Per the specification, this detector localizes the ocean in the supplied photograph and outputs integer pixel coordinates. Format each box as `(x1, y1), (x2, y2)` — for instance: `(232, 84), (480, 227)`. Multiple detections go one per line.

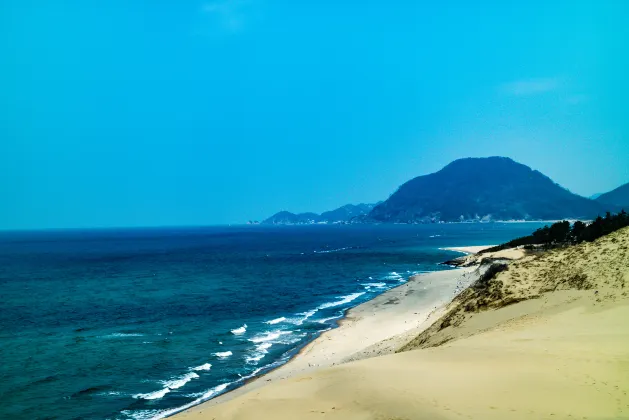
(0, 223), (545, 419)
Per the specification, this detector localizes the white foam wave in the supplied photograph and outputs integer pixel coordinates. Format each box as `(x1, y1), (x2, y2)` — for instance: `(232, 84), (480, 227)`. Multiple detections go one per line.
(362, 282), (386, 288)
(313, 246), (351, 254)
(191, 363), (212, 371)
(275, 332), (306, 345)
(256, 342), (273, 351)
(127, 360), (294, 419)
(230, 324), (247, 335)
(246, 340), (274, 364)
(131, 383), (231, 419)
(248, 330), (291, 343)
(121, 409), (168, 420)
(287, 309), (318, 325)
(265, 317), (286, 325)
(245, 353), (265, 364)
(133, 372), (201, 400)
(133, 387), (170, 400)
(316, 315), (342, 324)
(161, 372), (199, 390)
(213, 351), (233, 359)
(383, 271), (405, 282)
(317, 292), (365, 310)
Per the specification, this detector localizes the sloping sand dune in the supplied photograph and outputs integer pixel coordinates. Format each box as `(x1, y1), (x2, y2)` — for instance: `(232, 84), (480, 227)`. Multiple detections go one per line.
(178, 228), (629, 420)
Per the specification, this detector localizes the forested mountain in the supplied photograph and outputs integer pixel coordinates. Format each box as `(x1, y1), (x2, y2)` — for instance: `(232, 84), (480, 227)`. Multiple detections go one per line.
(368, 157), (611, 223)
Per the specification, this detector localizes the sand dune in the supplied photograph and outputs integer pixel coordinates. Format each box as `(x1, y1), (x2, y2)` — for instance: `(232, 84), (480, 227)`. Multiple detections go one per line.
(178, 227), (629, 420)
(443, 245), (526, 267)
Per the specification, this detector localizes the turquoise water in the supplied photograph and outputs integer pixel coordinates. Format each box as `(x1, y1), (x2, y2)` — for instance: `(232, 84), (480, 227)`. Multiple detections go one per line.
(0, 223), (543, 419)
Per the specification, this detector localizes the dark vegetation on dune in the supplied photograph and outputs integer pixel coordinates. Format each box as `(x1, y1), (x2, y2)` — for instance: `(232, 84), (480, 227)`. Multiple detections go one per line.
(480, 210), (629, 254)
(401, 213), (629, 352)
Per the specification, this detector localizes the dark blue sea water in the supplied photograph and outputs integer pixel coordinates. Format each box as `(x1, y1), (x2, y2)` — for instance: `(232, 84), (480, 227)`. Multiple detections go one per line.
(0, 223), (544, 419)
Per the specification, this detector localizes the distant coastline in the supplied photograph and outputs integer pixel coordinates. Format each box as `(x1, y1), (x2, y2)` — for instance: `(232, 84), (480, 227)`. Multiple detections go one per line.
(255, 219), (586, 226)
(259, 157), (620, 226)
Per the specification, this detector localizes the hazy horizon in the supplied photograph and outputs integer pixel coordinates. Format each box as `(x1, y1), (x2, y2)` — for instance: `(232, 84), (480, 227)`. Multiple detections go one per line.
(2, 1), (628, 229)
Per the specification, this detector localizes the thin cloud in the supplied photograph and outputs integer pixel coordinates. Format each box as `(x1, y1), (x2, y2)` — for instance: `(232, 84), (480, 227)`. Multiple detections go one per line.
(202, 0), (250, 33)
(501, 78), (559, 96)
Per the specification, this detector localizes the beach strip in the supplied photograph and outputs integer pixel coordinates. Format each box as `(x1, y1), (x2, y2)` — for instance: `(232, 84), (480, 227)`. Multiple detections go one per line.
(175, 264), (483, 416)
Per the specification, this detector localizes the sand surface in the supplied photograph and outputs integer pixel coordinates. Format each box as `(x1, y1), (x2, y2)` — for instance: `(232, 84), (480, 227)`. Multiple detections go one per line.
(444, 245), (526, 267)
(180, 295), (629, 420)
(442, 245), (494, 254)
(177, 228), (629, 419)
(175, 266), (482, 415)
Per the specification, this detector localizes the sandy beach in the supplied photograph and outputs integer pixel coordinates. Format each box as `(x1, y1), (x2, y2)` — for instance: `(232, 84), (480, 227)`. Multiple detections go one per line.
(176, 229), (629, 419)
(175, 254), (488, 416)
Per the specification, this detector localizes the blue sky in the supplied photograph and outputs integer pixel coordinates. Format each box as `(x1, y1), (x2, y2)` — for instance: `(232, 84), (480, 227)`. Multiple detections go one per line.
(1, 1), (628, 229)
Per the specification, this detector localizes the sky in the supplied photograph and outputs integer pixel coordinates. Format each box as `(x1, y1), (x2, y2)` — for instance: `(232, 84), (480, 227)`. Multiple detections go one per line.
(1, 0), (628, 229)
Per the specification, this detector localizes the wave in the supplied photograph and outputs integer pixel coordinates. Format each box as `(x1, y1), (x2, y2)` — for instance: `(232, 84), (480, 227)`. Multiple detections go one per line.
(316, 315), (342, 324)
(384, 271), (405, 281)
(133, 370), (202, 401)
(245, 353), (265, 364)
(275, 331), (307, 345)
(157, 361), (289, 418)
(213, 351), (233, 359)
(121, 409), (167, 420)
(265, 317), (286, 325)
(133, 387), (171, 401)
(313, 246), (351, 254)
(286, 309), (318, 325)
(248, 330), (291, 344)
(256, 342), (273, 351)
(162, 372), (199, 390)
(145, 361), (288, 420)
(245, 341), (273, 364)
(362, 282), (386, 289)
(191, 363), (212, 371)
(125, 382), (232, 420)
(317, 292), (365, 310)
(126, 357), (302, 419)
(230, 324), (247, 335)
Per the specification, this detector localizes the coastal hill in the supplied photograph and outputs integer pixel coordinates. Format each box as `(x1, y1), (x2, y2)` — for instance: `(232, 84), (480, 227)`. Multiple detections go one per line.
(369, 156), (611, 222)
(596, 181), (629, 209)
(262, 203), (376, 225)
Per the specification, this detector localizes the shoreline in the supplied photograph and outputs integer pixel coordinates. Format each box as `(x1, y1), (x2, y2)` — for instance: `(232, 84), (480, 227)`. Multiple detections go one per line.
(175, 258), (486, 418)
(441, 245), (496, 255)
(173, 227), (629, 420)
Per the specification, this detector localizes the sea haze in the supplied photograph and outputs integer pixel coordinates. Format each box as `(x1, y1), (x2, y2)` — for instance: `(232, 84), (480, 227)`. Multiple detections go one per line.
(0, 223), (545, 419)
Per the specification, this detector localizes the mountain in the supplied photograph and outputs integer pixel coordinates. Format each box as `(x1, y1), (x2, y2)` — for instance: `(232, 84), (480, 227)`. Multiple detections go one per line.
(262, 211), (321, 225)
(263, 203), (377, 225)
(319, 203), (376, 222)
(596, 182), (629, 209)
(368, 157), (611, 223)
